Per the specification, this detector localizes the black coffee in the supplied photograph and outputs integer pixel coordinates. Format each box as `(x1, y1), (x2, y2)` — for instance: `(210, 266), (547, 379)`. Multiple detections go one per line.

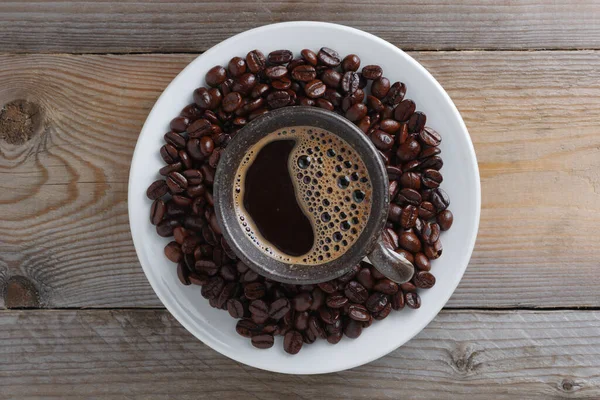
(234, 126), (372, 265)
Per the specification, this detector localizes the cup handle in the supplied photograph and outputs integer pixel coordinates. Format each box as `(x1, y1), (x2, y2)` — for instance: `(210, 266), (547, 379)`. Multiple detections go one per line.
(367, 236), (415, 283)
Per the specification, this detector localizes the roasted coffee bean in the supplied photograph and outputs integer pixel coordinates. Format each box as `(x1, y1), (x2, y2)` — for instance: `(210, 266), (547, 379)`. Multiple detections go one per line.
(348, 304), (370, 322)
(421, 169), (443, 189)
(189, 273), (209, 286)
(177, 262), (191, 285)
(315, 70), (338, 90)
(193, 87), (212, 109)
(395, 188), (422, 206)
(414, 271), (436, 289)
(399, 231), (422, 253)
(246, 50), (267, 73)
(268, 49), (293, 64)
(431, 188), (450, 211)
(356, 267), (375, 290)
(405, 291), (421, 309)
(267, 90), (291, 109)
(344, 319), (363, 339)
(418, 201), (436, 220)
(379, 119), (401, 134)
(365, 292), (388, 313)
(341, 91), (363, 112)
(150, 199), (166, 225)
(304, 79), (326, 98)
(424, 239), (443, 260)
(287, 58), (306, 72)
(160, 144), (179, 164)
(317, 47), (341, 67)
(202, 276), (224, 300)
(216, 282), (236, 309)
(236, 319), (259, 338)
(232, 73), (257, 95)
(156, 218), (180, 237)
(400, 205), (419, 229)
(408, 111), (427, 133)
(373, 302), (392, 320)
(187, 184), (207, 198)
(169, 116), (189, 133)
(422, 222), (441, 245)
(251, 83), (270, 99)
(393, 99), (415, 122)
(396, 123), (409, 146)
(228, 56), (246, 77)
(284, 330), (303, 354)
(370, 130), (394, 151)
(292, 291), (313, 312)
(390, 291), (405, 310)
(327, 331), (343, 344)
(172, 194), (192, 208)
(325, 293), (348, 308)
(294, 311), (310, 331)
(220, 265), (237, 282)
(437, 210), (454, 231)
(164, 130), (186, 148)
(164, 241), (183, 263)
(316, 98), (334, 111)
(196, 260), (218, 276)
(365, 95), (384, 113)
(299, 49), (318, 66)
(384, 82), (406, 106)
(419, 155), (443, 171)
(383, 227), (399, 249)
(403, 159), (423, 172)
(373, 278), (399, 295)
(249, 299), (269, 320)
(307, 316), (327, 339)
(166, 172), (188, 194)
(388, 203), (402, 223)
(244, 282), (266, 300)
(271, 77), (292, 90)
(199, 136), (214, 156)
(341, 54), (361, 72)
(389, 180), (400, 201)
(243, 269), (259, 283)
(344, 281), (369, 303)
(319, 307), (340, 325)
(250, 333), (274, 349)
(396, 139), (421, 162)
(291, 64), (316, 82)
(222, 92), (243, 112)
(419, 126), (442, 147)
(414, 252), (431, 271)
(396, 249), (414, 265)
(341, 71), (360, 94)
(269, 298), (291, 320)
(308, 288), (325, 311)
(362, 65), (383, 80)
(386, 166), (402, 181)
(180, 103), (204, 121)
(207, 88), (222, 109)
(265, 65), (288, 80)
(418, 146), (441, 161)
(205, 66), (227, 87)
(187, 118), (212, 138)
(147, 180), (168, 200)
(371, 77), (390, 99)
(345, 103), (367, 122)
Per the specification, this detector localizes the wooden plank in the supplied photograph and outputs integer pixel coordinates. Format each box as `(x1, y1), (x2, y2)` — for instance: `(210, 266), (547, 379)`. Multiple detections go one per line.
(0, 1), (600, 53)
(0, 309), (599, 399)
(1, 51), (600, 308)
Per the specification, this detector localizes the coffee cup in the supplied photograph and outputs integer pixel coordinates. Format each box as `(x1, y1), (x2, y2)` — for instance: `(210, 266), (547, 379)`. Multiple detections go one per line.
(214, 106), (414, 284)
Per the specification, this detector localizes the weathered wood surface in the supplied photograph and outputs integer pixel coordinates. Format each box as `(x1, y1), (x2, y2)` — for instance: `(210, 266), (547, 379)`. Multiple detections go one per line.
(0, 309), (598, 399)
(0, 1), (600, 53)
(1, 51), (599, 309)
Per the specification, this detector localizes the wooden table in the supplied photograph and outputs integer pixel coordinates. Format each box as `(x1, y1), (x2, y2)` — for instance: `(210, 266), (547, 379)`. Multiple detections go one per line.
(1, 2), (599, 398)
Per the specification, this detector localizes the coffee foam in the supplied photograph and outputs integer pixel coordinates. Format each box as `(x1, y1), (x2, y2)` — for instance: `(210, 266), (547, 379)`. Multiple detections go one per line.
(234, 126), (372, 265)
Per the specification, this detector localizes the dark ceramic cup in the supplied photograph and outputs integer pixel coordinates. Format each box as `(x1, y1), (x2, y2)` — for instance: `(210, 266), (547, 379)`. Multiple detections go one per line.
(214, 106), (414, 284)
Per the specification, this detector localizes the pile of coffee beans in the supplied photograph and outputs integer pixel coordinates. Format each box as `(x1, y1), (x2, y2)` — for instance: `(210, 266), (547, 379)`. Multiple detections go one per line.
(147, 47), (453, 354)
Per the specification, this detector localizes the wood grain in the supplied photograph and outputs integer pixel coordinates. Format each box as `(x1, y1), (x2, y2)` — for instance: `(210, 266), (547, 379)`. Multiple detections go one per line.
(1, 51), (600, 308)
(1, 1), (600, 53)
(0, 309), (598, 399)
